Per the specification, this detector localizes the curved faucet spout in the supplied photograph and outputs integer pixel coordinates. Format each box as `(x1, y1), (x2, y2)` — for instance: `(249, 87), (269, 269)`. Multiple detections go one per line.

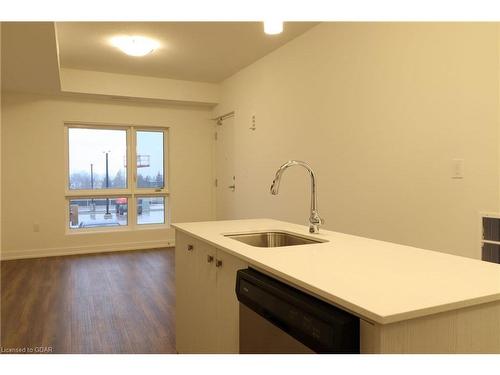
(270, 160), (324, 233)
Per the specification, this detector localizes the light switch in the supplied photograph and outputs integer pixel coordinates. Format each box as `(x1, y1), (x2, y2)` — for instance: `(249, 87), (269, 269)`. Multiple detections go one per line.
(452, 159), (464, 179)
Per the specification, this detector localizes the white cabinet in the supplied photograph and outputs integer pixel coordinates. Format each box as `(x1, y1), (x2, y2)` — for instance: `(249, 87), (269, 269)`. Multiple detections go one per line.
(215, 248), (248, 353)
(175, 231), (248, 353)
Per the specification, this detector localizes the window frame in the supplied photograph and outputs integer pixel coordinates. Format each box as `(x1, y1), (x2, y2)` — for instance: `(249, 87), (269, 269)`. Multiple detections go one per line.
(64, 122), (170, 233)
(134, 128), (168, 194)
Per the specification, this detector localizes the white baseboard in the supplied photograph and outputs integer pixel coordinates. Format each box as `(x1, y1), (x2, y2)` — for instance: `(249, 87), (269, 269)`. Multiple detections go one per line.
(0, 239), (175, 261)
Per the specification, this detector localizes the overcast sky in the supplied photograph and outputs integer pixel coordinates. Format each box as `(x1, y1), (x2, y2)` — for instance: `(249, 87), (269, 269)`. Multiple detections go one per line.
(69, 128), (164, 179)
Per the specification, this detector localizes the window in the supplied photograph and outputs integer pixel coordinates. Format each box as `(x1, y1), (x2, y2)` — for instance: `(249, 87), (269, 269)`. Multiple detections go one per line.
(69, 197), (128, 229)
(137, 196), (166, 225)
(69, 128), (127, 190)
(136, 131), (164, 189)
(65, 124), (168, 230)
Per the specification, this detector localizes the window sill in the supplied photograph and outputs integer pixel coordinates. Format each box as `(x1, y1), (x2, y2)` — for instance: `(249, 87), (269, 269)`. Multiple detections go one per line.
(66, 224), (171, 235)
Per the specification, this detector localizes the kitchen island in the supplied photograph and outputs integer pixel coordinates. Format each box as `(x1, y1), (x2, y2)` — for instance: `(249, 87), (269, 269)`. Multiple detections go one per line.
(173, 219), (500, 353)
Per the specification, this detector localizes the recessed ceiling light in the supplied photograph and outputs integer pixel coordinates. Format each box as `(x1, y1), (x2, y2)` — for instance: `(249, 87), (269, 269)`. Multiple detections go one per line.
(110, 35), (159, 57)
(263, 21), (284, 35)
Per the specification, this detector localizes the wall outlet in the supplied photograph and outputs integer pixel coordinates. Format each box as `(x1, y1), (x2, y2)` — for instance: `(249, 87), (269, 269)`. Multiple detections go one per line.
(33, 223), (40, 232)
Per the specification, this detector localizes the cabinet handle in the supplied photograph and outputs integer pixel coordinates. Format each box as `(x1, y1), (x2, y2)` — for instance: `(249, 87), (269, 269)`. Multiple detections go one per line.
(187, 244), (194, 251)
(215, 259), (223, 268)
(207, 255), (214, 263)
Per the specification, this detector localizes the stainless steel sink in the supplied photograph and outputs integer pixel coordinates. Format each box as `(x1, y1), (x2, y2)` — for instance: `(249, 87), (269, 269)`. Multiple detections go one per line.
(224, 231), (325, 248)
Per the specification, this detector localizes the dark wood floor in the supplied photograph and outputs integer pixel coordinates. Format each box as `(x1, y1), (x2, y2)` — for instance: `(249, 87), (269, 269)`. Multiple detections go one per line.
(1, 248), (176, 354)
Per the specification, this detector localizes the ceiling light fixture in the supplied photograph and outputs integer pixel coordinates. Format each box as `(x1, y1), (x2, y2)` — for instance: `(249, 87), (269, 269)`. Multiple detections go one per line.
(110, 35), (159, 57)
(263, 21), (284, 35)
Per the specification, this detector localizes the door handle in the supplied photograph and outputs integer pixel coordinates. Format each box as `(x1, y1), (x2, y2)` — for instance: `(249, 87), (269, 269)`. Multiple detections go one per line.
(215, 259), (223, 268)
(207, 255), (214, 263)
(228, 184), (235, 191)
(187, 244), (194, 251)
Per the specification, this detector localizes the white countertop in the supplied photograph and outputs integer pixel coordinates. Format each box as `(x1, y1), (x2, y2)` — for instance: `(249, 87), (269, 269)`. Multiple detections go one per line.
(172, 219), (500, 324)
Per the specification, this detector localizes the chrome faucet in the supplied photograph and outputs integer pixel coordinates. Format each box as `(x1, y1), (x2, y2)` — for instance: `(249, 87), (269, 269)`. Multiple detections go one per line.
(270, 160), (324, 233)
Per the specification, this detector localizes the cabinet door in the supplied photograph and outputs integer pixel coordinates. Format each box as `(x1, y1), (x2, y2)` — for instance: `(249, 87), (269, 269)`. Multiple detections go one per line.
(175, 231), (196, 353)
(175, 233), (217, 353)
(191, 240), (218, 353)
(215, 249), (248, 353)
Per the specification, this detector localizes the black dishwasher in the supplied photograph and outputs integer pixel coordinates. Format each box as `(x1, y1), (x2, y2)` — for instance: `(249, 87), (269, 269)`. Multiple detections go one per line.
(236, 268), (360, 354)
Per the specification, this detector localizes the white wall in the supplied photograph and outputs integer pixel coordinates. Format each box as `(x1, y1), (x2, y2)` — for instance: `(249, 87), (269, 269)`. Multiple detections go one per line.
(1, 92), (215, 259)
(214, 23), (500, 259)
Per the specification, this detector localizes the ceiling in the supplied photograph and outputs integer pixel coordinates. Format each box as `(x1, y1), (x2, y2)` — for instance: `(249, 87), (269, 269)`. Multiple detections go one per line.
(56, 22), (318, 83)
(1, 22), (61, 94)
